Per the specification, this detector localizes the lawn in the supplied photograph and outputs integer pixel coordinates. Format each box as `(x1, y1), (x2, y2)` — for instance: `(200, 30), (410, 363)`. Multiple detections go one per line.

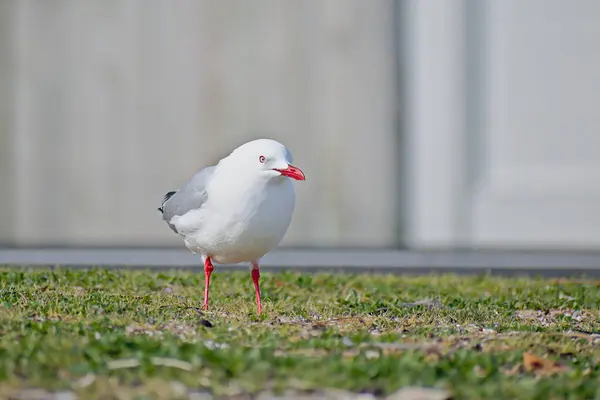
(0, 268), (599, 400)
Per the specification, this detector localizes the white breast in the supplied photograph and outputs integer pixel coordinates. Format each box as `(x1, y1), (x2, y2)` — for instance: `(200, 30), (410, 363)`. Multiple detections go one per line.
(173, 176), (296, 264)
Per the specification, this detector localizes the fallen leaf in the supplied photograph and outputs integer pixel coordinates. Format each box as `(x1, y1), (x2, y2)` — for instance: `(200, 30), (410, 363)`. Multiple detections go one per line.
(522, 352), (570, 376)
(500, 364), (521, 376)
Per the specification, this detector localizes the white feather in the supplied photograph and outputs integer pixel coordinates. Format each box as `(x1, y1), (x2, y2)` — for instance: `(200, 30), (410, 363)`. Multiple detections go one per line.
(165, 139), (301, 265)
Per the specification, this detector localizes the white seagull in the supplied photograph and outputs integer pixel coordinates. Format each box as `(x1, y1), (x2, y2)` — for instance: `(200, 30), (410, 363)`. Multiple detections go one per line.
(158, 139), (305, 314)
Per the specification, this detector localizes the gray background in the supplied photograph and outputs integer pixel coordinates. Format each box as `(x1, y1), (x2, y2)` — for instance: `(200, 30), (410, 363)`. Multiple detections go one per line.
(2, 0), (600, 254)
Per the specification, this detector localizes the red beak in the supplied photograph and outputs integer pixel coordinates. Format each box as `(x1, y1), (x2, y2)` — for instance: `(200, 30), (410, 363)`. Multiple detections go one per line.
(274, 164), (306, 181)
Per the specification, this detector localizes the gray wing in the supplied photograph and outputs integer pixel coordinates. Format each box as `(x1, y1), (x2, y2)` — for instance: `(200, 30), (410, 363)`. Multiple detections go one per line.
(159, 165), (216, 233)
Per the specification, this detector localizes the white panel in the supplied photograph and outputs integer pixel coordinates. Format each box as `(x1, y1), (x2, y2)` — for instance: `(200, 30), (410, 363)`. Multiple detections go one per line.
(0, 1), (16, 242)
(403, 0), (469, 248)
(13, 0), (142, 243)
(6, 0), (398, 247)
(472, 0), (600, 247)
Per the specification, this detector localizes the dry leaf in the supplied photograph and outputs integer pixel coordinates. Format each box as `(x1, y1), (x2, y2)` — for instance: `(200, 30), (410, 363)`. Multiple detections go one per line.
(500, 364), (521, 376)
(522, 352), (570, 376)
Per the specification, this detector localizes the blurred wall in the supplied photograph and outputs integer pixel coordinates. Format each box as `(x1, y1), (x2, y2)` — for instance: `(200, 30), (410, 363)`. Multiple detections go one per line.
(0, 0), (399, 247)
(3, 0), (600, 249)
(403, 0), (600, 249)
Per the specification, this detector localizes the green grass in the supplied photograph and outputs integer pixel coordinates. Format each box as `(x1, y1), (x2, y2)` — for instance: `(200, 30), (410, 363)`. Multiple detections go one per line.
(0, 268), (600, 399)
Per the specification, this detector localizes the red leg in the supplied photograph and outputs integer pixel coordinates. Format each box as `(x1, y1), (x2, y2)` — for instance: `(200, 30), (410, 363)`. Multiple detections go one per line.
(251, 263), (262, 314)
(203, 257), (214, 310)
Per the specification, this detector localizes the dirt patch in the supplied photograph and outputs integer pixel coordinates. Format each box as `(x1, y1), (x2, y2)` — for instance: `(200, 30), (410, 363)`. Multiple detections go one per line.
(515, 309), (596, 327)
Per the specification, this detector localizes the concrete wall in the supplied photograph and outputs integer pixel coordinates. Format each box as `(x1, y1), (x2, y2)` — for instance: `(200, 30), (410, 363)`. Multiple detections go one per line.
(0, 0), (399, 247)
(3, 0), (600, 250)
(404, 0), (600, 249)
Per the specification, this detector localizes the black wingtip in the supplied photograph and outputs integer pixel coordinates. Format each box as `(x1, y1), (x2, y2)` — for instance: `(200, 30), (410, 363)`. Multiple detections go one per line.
(158, 190), (177, 214)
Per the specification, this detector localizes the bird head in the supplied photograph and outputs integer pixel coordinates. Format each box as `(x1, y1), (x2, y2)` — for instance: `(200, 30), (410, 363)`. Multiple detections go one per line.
(224, 139), (306, 181)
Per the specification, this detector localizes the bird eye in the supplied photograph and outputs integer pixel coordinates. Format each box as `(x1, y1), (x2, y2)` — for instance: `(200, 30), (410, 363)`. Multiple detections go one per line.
(259, 155), (266, 163)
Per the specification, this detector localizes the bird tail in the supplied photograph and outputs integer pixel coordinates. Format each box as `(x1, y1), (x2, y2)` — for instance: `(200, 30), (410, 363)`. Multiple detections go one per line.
(158, 191), (177, 213)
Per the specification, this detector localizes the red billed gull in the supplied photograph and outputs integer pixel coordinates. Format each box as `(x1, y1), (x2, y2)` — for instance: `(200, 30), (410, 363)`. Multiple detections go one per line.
(158, 139), (305, 314)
